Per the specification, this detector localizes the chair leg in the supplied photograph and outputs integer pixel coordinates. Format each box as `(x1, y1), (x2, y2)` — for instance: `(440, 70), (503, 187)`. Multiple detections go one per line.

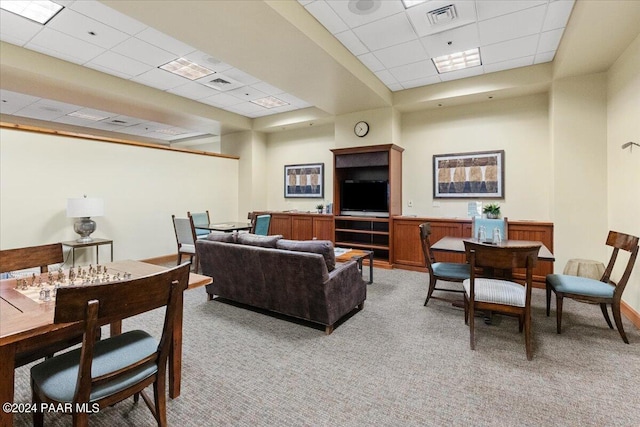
(424, 276), (437, 306)
(545, 283), (552, 316)
(555, 294), (564, 334)
(72, 411), (89, 427)
(524, 310), (532, 361)
(32, 389), (44, 427)
(155, 377), (168, 427)
(469, 301), (476, 350)
(600, 303), (614, 329)
(611, 301), (629, 344)
(193, 254), (199, 274)
(518, 314), (524, 333)
(464, 294), (469, 325)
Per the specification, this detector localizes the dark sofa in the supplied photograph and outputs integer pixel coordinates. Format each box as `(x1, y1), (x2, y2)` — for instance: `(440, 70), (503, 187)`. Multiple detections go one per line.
(195, 233), (366, 334)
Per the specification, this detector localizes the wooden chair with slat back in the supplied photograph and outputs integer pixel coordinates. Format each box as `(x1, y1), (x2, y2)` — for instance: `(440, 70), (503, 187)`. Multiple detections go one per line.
(0, 242), (63, 274)
(0, 243), (82, 367)
(546, 231), (639, 343)
(419, 223), (470, 306)
(30, 262), (190, 427)
(464, 241), (540, 360)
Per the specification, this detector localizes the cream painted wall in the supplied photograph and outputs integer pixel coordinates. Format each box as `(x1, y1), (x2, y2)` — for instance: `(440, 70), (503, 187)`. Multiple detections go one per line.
(335, 107), (398, 147)
(0, 128), (239, 262)
(550, 74), (609, 273)
(607, 34), (640, 312)
(401, 94), (551, 221)
(266, 124), (335, 212)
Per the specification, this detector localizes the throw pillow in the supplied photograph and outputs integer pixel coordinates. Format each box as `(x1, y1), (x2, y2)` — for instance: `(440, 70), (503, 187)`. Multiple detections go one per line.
(237, 233), (282, 248)
(276, 239), (336, 272)
(206, 231), (237, 243)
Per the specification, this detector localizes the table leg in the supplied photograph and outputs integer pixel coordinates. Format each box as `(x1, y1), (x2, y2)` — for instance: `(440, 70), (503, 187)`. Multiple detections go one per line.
(368, 252), (374, 284)
(110, 243), (113, 262)
(169, 290), (184, 398)
(71, 248), (76, 267)
(96, 246), (99, 265)
(0, 343), (16, 427)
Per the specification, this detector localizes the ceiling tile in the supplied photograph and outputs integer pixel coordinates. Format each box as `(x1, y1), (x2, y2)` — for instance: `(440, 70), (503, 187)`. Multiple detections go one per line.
(406, 1), (477, 38)
(304, 0), (348, 34)
(476, 0), (547, 22)
(135, 27), (195, 57)
(534, 51), (556, 64)
(388, 59), (438, 83)
(0, 9), (43, 46)
(250, 82), (285, 96)
(200, 93), (244, 108)
(168, 82), (222, 100)
(227, 86), (268, 101)
(387, 82), (404, 91)
(47, 8), (129, 49)
(537, 28), (564, 54)
(334, 30), (369, 56)
(182, 51), (234, 73)
(14, 99), (79, 121)
(479, 5), (547, 46)
(481, 34), (539, 64)
(26, 27), (105, 65)
(400, 75), (441, 89)
(483, 56), (534, 74)
(69, 0), (147, 35)
(357, 52), (386, 72)
(222, 68), (261, 86)
(226, 102), (266, 115)
(111, 37), (176, 67)
(131, 68), (189, 91)
(542, 0), (575, 32)
(437, 65), (485, 81)
(0, 90), (40, 114)
(274, 93), (311, 108)
(325, 0), (405, 28)
(373, 39), (427, 69)
(86, 51), (150, 78)
(353, 12), (417, 51)
(420, 23), (480, 58)
(374, 69), (399, 86)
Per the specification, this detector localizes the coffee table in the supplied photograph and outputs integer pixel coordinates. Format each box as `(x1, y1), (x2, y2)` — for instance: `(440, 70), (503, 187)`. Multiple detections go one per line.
(335, 248), (373, 284)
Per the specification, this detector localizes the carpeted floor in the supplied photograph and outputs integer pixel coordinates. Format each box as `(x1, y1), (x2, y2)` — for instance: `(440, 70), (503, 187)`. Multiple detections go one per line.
(10, 267), (640, 426)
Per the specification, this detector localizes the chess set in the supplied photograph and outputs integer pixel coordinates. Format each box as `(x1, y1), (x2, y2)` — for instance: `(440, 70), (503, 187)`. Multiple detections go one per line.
(14, 265), (132, 304)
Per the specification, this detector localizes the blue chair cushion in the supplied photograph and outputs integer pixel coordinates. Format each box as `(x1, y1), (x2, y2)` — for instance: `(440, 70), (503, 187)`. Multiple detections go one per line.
(195, 228), (209, 236)
(546, 274), (615, 298)
(31, 330), (158, 403)
(432, 262), (470, 280)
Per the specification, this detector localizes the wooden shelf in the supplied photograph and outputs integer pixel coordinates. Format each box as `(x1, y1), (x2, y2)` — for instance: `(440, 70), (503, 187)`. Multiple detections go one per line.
(335, 241), (389, 251)
(335, 228), (389, 236)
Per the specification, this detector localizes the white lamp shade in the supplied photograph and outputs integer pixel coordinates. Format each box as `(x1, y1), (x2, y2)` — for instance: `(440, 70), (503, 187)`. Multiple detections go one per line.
(67, 197), (104, 218)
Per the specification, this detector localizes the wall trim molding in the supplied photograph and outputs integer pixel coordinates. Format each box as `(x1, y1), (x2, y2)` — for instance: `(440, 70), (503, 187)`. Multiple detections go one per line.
(0, 122), (238, 160)
(621, 300), (640, 330)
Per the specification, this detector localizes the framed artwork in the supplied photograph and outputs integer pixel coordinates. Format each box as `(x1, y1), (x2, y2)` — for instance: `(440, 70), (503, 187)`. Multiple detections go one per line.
(433, 150), (504, 199)
(284, 163), (324, 198)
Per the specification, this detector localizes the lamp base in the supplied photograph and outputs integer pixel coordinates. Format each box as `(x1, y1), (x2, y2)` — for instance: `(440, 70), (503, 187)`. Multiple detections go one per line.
(74, 217), (96, 243)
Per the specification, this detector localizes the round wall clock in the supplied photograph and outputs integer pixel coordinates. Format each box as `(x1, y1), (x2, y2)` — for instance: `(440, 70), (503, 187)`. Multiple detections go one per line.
(354, 121), (369, 137)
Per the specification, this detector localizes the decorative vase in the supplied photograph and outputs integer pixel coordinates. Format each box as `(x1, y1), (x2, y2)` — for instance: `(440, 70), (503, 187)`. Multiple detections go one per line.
(486, 213), (499, 219)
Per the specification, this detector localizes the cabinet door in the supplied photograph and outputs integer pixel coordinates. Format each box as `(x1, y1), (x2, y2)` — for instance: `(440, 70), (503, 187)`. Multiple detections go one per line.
(291, 216), (313, 240)
(313, 216), (334, 241)
(269, 214), (292, 239)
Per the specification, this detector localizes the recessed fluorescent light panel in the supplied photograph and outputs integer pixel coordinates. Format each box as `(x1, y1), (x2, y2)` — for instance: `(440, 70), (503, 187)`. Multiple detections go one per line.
(159, 58), (215, 80)
(0, 0), (63, 24)
(432, 48), (482, 74)
(67, 111), (111, 121)
(251, 96), (289, 109)
(401, 0), (428, 9)
(155, 128), (186, 135)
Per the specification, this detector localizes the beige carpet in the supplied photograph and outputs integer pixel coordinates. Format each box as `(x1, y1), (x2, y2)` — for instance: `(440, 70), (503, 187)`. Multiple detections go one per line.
(10, 267), (640, 426)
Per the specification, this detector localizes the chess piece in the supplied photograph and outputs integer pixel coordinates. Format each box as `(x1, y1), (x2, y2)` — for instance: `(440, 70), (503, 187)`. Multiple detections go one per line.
(39, 288), (46, 301)
(44, 288), (51, 302)
(69, 267), (76, 281)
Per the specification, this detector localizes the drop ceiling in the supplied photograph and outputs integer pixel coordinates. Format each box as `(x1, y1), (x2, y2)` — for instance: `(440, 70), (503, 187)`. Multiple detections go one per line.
(0, 0), (638, 145)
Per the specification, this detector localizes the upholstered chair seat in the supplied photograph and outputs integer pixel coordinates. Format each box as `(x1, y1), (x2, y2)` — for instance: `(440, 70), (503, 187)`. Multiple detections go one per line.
(546, 274), (615, 298)
(463, 278), (525, 307)
(432, 262), (471, 281)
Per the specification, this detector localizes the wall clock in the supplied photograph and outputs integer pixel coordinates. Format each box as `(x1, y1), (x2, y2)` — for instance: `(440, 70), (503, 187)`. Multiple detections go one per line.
(354, 121), (369, 137)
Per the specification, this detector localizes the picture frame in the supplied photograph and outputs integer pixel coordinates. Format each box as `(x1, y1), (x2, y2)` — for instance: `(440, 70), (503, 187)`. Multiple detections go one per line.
(284, 163), (324, 198)
(433, 150), (504, 199)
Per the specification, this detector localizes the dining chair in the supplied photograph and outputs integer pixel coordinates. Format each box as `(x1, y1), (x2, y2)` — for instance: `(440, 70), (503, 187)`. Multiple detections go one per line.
(0, 243), (86, 368)
(463, 240), (540, 360)
(472, 217), (508, 242)
(30, 262), (190, 427)
(546, 231), (639, 343)
(172, 215), (199, 273)
(187, 210), (210, 238)
(419, 223), (470, 306)
(253, 214), (271, 236)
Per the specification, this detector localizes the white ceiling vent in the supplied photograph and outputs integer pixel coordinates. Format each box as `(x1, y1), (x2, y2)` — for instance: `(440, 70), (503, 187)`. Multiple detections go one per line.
(426, 4), (457, 26)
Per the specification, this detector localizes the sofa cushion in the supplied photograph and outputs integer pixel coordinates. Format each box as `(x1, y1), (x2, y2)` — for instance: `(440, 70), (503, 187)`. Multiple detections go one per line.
(237, 233), (282, 248)
(206, 232), (237, 243)
(276, 239), (336, 272)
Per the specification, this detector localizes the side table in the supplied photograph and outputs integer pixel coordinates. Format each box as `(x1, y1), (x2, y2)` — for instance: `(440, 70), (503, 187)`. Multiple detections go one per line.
(61, 238), (114, 267)
(334, 248), (374, 284)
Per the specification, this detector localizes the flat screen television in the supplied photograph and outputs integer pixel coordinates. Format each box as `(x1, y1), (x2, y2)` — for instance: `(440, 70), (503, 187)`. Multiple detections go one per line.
(340, 180), (389, 217)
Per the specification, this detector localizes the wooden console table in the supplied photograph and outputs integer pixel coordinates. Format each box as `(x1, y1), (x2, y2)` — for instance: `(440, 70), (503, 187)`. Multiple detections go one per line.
(61, 238), (113, 267)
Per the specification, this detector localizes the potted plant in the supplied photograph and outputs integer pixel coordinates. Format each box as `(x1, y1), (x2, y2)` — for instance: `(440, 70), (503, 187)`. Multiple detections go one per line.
(483, 203), (501, 219)
(315, 203), (324, 214)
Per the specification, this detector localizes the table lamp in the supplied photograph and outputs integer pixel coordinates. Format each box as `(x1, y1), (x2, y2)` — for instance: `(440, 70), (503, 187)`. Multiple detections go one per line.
(66, 196), (104, 243)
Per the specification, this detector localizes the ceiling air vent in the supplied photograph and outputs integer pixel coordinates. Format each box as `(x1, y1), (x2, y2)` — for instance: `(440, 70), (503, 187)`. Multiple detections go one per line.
(426, 4), (457, 25)
(109, 119), (129, 126)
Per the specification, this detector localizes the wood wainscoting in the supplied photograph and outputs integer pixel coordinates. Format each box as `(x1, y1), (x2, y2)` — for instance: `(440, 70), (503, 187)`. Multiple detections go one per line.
(392, 217), (554, 288)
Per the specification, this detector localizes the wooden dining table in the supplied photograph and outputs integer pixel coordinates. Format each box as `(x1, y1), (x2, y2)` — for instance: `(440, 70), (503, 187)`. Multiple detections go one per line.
(430, 236), (555, 261)
(0, 260), (211, 427)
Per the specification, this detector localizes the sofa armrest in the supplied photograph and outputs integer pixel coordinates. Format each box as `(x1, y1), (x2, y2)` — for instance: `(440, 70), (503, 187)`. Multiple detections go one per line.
(323, 260), (367, 326)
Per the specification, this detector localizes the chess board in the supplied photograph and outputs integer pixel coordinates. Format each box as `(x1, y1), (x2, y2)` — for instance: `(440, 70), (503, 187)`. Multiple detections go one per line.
(14, 266), (130, 304)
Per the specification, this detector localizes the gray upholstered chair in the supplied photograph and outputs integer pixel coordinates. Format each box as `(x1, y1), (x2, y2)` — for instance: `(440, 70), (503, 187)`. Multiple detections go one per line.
(419, 223), (470, 306)
(471, 217), (508, 242)
(172, 215), (199, 273)
(253, 214), (271, 236)
(546, 231), (639, 343)
(187, 210), (210, 238)
(463, 241), (540, 360)
(30, 263), (190, 427)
